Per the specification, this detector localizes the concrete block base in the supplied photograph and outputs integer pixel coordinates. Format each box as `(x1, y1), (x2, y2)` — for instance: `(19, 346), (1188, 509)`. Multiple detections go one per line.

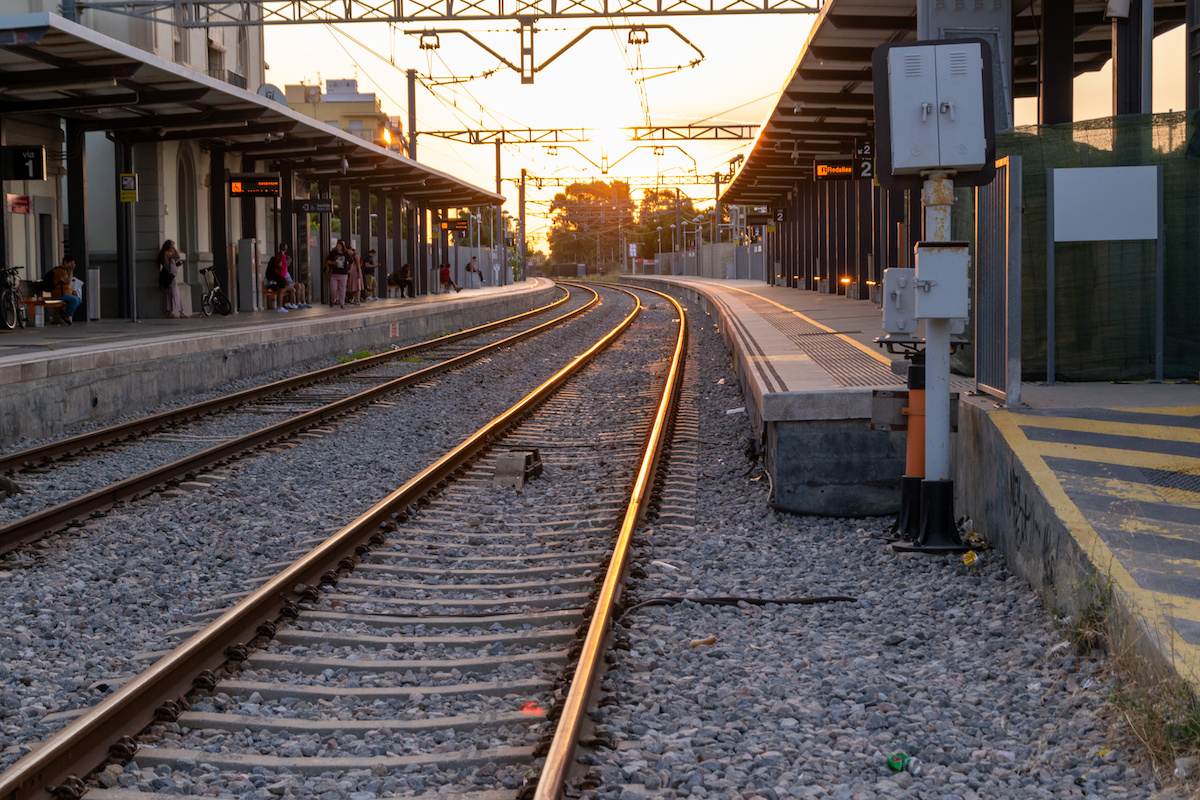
(767, 418), (905, 517)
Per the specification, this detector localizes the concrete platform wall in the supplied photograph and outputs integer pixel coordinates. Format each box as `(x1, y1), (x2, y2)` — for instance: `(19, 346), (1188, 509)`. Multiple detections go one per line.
(624, 276), (904, 517)
(955, 397), (1091, 613)
(0, 287), (557, 449)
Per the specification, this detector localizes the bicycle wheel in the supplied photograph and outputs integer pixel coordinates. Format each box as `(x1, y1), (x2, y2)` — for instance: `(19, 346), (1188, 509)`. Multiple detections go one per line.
(202, 293), (214, 316)
(17, 297), (27, 328)
(1, 292), (18, 330)
(215, 294), (232, 316)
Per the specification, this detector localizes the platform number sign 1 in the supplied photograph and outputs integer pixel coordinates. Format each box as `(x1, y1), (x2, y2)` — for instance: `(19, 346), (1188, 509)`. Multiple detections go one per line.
(854, 140), (874, 181)
(2, 145), (46, 181)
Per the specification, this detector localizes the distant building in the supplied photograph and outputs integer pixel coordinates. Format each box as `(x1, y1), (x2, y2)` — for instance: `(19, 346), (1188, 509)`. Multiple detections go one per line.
(285, 80), (404, 153)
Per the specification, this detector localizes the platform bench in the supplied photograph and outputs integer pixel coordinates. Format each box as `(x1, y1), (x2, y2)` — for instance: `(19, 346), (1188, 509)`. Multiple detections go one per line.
(24, 294), (66, 326)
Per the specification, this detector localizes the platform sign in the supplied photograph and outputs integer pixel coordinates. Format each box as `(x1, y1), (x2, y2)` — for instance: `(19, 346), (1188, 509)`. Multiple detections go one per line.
(854, 140), (875, 180)
(6, 194), (30, 213)
(295, 198), (332, 214)
(814, 157), (855, 181)
(2, 145), (46, 181)
(229, 173), (280, 197)
(119, 173), (138, 202)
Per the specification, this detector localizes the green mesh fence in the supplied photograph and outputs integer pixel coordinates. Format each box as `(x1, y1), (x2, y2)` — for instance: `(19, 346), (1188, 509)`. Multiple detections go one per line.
(957, 111), (1200, 383)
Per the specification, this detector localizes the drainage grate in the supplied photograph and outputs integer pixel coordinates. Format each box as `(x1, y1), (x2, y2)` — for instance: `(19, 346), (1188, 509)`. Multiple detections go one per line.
(1137, 467), (1200, 495)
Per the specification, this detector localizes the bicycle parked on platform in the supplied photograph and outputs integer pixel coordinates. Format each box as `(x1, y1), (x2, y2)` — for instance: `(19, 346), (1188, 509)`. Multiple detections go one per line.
(2, 266), (28, 330)
(199, 266), (233, 317)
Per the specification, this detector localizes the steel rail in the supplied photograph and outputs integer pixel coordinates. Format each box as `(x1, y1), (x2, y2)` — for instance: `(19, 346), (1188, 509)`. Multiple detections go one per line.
(0, 288), (570, 475)
(533, 283), (688, 800)
(0, 286), (593, 556)
(0, 284), (639, 800)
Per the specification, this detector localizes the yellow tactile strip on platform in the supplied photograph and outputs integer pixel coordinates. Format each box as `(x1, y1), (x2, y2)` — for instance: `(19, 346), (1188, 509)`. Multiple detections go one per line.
(992, 406), (1200, 688)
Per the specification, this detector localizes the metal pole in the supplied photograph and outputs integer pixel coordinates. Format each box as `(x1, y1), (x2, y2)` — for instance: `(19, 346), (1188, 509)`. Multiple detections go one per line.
(922, 173), (953, 483)
(519, 168), (527, 280)
(407, 69), (418, 161)
(111, 136), (137, 321)
(893, 169), (969, 553)
(1142, 0), (1154, 114)
(1156, 164), (1164, 380)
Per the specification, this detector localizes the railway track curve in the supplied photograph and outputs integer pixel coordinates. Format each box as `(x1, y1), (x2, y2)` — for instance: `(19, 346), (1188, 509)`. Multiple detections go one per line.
(0, 283), (686, 800)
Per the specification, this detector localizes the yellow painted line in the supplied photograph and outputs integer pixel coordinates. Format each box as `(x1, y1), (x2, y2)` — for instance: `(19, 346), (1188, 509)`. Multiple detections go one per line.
(1135, 592), (1200, 625)
(1060, 476), (1196, 505)
(1014, 414), (1200, 445)
(720, 284), (893, 365)
(1025, 440), (1200, 472)
(1114, 405), (1200, 416)
(992, 410), (1200, 689)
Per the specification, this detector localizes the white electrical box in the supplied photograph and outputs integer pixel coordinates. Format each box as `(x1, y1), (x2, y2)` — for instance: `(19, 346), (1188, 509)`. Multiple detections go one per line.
(881, 268), (918, 334)
(914, 242), (970, 319)
(886, 41), (988, 175)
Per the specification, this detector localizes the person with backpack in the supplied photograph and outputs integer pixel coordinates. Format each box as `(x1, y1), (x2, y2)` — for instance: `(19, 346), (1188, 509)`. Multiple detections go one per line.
(398, 262), (415, 298)
(157, 240), (187, 318)
(48, 255), (81, 326)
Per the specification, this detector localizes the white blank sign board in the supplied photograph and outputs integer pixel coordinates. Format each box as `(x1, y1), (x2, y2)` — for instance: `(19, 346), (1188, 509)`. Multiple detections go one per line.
(1052, 166), (1159, 242)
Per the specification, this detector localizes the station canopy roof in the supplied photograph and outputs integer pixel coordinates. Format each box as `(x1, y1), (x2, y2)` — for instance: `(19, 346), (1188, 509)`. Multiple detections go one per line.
(0, 12), (503, 208)
(721, 0), (1187, 208)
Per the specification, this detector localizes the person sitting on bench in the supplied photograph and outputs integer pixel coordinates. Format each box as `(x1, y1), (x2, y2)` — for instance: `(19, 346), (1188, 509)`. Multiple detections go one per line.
(49, 255), (82, 326)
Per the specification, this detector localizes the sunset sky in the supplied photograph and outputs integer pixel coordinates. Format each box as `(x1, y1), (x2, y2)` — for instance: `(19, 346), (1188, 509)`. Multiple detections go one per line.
(264, 18), (1186, 253)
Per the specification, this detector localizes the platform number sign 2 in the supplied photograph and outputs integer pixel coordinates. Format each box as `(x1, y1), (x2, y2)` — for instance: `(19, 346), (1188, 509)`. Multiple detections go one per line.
(854, 140), (874, 181)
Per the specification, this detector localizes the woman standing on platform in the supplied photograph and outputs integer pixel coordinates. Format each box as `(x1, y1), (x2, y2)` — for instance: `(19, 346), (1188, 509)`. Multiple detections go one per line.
(325, 240), (349, 309)
(346, 244), (364, 305)
(158, 240), (187, 318)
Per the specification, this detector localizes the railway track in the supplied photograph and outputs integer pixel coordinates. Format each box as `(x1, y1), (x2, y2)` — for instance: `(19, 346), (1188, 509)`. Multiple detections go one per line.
(0, 286), (593, 555)
(0, 283), (686, 800)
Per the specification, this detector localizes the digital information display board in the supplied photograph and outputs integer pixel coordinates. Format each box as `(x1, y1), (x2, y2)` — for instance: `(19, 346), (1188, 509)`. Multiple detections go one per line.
(229, 173), (281, 197)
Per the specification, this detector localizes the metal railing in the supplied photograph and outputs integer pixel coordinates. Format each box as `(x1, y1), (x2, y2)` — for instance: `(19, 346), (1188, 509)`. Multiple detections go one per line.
(973, 155), (1022, 406)
(207, 68), (247, 89)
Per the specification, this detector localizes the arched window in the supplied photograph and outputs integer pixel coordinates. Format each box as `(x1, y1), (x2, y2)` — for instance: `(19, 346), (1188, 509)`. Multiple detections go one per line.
(176, 148), (198, 265)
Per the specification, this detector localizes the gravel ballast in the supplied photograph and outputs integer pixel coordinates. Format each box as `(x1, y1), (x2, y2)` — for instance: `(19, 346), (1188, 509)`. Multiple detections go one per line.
(577, 304), (1191, 800)
(2, 289), (1190, 799)
(0, 288), (633, 775)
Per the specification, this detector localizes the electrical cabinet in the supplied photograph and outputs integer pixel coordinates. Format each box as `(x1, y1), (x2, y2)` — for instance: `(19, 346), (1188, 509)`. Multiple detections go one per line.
(881, 268), (917, 334)
(914, 242), (970, 319)
(884, 41), (988, 175)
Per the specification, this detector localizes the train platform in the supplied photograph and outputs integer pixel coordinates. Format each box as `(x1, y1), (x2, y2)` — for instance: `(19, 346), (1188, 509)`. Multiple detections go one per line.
(624, 274), (1200, 696)
(0, 279), (559, 447)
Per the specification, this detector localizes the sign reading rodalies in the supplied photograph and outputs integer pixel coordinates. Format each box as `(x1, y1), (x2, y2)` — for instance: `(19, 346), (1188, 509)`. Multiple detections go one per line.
(229, 173), (281, 197)
(814, 157), (856, 181)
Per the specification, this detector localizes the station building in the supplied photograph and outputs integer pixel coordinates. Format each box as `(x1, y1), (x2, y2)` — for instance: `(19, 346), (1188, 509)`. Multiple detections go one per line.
(0, 4), (500, 323)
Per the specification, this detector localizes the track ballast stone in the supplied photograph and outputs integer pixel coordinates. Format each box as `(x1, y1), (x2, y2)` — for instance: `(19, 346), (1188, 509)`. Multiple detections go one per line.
(579, 304), (1188, 800)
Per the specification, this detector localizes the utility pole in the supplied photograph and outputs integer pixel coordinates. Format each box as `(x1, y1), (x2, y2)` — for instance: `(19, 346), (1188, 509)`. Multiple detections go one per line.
(519, 168), (527, 279)
(713, 172), (721, 244)
(406, 69), (417, 161)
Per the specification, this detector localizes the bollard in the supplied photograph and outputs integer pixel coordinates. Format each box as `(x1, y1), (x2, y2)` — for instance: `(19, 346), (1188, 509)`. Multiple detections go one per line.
(890, 359), (924, 541)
